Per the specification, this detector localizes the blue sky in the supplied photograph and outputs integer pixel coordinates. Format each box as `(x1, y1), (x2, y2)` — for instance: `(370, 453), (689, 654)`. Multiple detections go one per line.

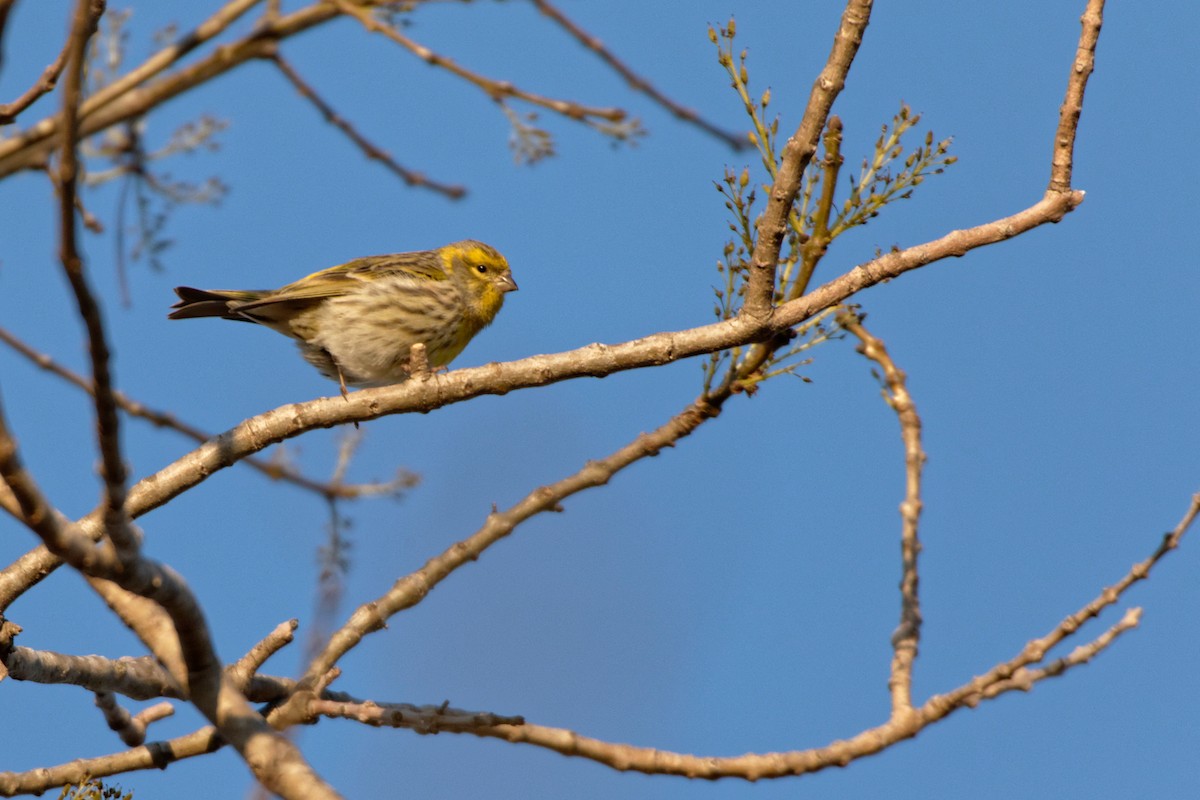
(1, 1), (1198, 798)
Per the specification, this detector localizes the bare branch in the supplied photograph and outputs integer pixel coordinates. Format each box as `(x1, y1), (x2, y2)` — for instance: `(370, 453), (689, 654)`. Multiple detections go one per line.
(927, 491), (1200, 713)
(328, 0), (627, 126)
(457, 489), (1199, 780)
(4, 647), (182, 699)
(839, 312), (925, 714)
(230, 618), (299, 685)
(977, 607), (1141, 699)
(531, 0), (747, 149)
(0, 11), (73, 124)
(78, 0), (263, 121)
(56, 0), (135, 555)
(1049, 0), (1104, 192)
(0, 0), (14, 70)
(269, 51), (466, 199)
(743, 0), (873, 320)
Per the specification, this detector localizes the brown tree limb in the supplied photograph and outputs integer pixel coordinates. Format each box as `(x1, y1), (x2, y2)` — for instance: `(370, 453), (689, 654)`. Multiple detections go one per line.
(838, 312), (925, 715)
(268, 50), (466, 198)
(743, 0), (873, 321)
(4, 647), (184, 699)
(530, 0), (747, 150)
(0, 0), (14, 71)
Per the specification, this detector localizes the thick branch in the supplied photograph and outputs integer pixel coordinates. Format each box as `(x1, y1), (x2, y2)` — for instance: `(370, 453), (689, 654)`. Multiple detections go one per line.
(743, 0), (873, 320)
(56, 0), (133, 554)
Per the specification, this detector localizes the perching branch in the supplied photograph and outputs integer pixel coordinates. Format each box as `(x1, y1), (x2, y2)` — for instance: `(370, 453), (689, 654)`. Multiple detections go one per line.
(0, 185), (1084, 615)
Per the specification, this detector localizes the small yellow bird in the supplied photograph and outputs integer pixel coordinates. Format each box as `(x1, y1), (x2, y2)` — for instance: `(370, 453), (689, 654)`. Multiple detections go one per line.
(169, 240), (517, 392)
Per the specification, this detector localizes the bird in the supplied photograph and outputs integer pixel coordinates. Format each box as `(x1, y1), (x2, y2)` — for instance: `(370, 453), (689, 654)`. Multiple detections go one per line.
(168, 239), (517, 393)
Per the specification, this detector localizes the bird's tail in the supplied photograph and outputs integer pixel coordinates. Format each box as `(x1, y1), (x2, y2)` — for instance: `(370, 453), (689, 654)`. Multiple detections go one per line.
(168, 287), (266, 321)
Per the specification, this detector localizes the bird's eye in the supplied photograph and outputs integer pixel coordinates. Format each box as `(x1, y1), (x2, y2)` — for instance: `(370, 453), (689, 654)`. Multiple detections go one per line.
(475, 264), (488, 274)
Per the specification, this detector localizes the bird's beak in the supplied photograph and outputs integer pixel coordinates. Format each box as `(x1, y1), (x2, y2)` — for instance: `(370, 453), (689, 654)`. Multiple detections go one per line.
(498, 274), (519, 293)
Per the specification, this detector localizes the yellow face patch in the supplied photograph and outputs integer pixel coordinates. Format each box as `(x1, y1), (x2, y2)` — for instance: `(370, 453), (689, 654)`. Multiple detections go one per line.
(443, 243), (508, 273)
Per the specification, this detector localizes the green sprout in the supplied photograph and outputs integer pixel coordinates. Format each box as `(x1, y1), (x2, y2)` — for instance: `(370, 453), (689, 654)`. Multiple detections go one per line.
(702, 18), (956, 396)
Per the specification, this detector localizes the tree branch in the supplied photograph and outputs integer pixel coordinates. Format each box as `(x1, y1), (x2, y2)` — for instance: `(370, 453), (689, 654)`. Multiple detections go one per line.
(1049, 0), (1104, 192)
(530, 0), (746, 149)
(743, 0), (873, 320)
(839, 312), (925, 715)
(268, 50), (466, 198)
(0, 7), (73, 124)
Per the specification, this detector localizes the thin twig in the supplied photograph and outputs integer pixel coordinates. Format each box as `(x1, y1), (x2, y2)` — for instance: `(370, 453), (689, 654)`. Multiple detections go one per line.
(269, 51), (466, 199)
(0, 12), (73, 124)
(927, 491), (1200, 712)
(839, 311), (925, 714)
(530, 0), (746, 150)
(328, 0), (627, 125)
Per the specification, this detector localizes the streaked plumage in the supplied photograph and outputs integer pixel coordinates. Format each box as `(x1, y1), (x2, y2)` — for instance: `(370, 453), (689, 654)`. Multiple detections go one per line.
(169, 240), (517, 391)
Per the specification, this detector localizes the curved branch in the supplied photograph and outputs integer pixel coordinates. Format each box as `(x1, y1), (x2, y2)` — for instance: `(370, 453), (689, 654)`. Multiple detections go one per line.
(839, 313), (925, 714)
